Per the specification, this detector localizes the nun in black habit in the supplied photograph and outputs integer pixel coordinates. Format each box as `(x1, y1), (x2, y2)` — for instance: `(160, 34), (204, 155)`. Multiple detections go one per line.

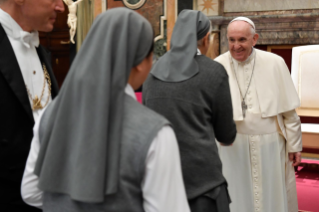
(143, 10), (237, 212)
(21, 8), (190, 212)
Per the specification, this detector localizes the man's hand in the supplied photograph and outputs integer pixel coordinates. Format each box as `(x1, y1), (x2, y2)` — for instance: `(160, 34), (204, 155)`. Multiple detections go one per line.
(220, 143), (233, 146)
(288, 152), (301, 167)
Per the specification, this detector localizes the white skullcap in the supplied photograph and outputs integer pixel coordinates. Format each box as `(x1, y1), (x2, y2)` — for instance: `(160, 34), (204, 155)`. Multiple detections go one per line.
(229, 17), (255, 29)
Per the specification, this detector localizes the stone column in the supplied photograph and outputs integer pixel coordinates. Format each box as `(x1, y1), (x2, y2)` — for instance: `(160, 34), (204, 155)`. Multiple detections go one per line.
(206, 33), (220, 60)
(220, 25), (228, 54)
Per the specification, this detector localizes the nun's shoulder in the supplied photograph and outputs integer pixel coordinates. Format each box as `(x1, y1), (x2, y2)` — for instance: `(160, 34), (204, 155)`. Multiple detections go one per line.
(143, 72), (156, 87)
(195, 55), (228, 78)
(124, 95), (169, 126)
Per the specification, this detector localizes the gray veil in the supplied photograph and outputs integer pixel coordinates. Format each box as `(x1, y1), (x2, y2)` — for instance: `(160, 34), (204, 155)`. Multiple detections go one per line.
(34, 8), (153, 203)
(150, 10), (210, 82)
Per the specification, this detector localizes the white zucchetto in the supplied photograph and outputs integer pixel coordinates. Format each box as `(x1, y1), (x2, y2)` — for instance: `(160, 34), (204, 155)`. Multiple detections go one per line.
(229, 17), (255, 30)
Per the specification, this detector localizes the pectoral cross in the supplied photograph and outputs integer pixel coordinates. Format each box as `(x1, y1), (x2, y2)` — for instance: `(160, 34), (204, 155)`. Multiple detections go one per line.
(32, 95), (43, 111)
(242, 100), (247, 118)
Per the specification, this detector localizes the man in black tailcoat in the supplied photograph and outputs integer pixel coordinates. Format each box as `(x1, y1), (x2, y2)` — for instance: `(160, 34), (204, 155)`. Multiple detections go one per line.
(0, 0), (64, 211)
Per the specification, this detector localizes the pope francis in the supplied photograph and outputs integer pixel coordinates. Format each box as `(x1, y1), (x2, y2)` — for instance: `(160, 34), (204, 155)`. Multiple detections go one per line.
(215, 17), (302, 212)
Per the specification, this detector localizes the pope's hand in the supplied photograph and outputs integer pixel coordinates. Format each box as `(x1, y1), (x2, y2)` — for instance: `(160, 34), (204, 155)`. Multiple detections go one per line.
(288, 152), (301, 166)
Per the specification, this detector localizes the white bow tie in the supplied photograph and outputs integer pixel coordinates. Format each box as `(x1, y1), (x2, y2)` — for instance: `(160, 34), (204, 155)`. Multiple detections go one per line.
(20, 31), (39, 48)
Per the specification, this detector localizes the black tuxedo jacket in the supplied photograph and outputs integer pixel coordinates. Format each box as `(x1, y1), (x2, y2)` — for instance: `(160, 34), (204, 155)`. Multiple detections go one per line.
(0, 24), (59, 207)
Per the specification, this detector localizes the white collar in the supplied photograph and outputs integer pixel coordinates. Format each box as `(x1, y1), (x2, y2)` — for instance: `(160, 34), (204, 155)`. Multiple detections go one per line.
(0, 8), (39, 48)
(197, 48), (201, 55)
(125, 84), (137, 100)
(231, 48), (255, 64)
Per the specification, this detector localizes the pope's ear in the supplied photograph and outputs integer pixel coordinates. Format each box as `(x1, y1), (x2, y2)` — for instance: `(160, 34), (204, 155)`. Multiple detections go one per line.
(14, 0), (25, 6)
(252, 33), (259, 46)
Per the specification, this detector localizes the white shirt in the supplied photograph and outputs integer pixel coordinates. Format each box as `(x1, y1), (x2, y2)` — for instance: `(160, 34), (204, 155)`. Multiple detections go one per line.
(197, 48), (201, 55)
(21, 84), (190, 212)
(0, 9), (51, 121)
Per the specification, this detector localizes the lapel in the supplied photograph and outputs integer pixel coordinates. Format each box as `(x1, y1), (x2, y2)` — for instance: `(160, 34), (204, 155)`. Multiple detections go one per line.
(36, 45), (59, 98)
(0, 24), (34, 122)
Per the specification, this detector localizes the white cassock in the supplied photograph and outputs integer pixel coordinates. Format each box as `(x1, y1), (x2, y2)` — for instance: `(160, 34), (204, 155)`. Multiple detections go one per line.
(21, 84), (191, 212)
(215, 48), (302, 212)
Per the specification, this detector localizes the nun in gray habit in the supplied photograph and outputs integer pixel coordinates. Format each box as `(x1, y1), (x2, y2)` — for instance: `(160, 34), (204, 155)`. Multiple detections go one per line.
(21, 7), (191, 212)
(143, 10), (236, 212)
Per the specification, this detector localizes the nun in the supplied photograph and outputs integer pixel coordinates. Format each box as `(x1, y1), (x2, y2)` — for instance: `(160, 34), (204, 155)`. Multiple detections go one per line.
(143, 10), (236, 212)
(21, 8), (190, 212)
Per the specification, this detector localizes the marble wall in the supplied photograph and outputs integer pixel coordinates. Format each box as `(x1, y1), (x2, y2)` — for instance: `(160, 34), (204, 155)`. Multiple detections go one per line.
(106, 0), (163, 37)
(213, 12), (319, 53)
(93, 0), (170, 57)
(206, 33), (219, 59)
(210, 1), (319, 54)
(224, 0), (319, 13)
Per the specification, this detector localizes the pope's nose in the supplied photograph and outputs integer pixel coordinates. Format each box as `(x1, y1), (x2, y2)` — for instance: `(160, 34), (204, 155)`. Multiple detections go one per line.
(232, 42), (242, 51)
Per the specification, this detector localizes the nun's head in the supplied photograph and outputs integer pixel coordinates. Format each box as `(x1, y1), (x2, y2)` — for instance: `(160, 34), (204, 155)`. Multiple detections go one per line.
(71, 7), (154, 91)
(128, 40), (153, 90)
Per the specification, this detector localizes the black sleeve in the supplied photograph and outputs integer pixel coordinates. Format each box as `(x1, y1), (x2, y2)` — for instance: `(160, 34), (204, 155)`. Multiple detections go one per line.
(212, 72), (237, 145)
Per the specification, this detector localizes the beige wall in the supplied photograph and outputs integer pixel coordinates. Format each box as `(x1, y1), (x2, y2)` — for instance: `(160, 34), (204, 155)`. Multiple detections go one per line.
(224, 0), (319, 12)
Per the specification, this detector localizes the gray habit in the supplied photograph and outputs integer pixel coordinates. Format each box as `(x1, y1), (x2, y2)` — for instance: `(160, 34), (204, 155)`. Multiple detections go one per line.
(143, 9), (236, 212)
(34, 7), (153, 203)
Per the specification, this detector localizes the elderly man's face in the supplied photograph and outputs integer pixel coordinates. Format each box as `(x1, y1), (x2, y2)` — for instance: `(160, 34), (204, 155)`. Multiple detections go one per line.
(20, 0), (65, 32)
(227, 21), (258, 62)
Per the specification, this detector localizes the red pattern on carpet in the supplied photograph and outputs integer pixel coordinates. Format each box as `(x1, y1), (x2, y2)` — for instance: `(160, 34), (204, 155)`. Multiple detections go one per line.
(296, 159), (319, 212)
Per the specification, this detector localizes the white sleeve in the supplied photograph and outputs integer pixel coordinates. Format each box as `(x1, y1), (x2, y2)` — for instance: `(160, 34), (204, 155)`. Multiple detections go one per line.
(21, 112), (44, 209)
(282, 109), (302, 153)
(142, 125), (190, 212)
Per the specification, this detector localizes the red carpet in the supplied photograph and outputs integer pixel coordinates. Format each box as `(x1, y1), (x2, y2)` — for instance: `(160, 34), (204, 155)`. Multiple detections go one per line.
(296, 159), (319, 212)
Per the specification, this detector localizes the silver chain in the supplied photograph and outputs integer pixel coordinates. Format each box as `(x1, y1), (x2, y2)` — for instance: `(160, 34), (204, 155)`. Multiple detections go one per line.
(230, 52), (256, 103)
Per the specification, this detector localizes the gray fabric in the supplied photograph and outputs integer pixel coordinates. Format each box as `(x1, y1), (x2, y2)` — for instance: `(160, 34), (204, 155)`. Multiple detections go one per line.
(34, 7), (153, 203)
(151, 10), (210, 82)
(189, 184), (231, 212)
(143, 55), (237, 199)
(41, 95), (169, 212)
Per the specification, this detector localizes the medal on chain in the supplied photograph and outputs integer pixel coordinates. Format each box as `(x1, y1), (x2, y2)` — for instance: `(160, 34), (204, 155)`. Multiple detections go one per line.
(26, 64), (52, 111)
(241, 100), (248, 117)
